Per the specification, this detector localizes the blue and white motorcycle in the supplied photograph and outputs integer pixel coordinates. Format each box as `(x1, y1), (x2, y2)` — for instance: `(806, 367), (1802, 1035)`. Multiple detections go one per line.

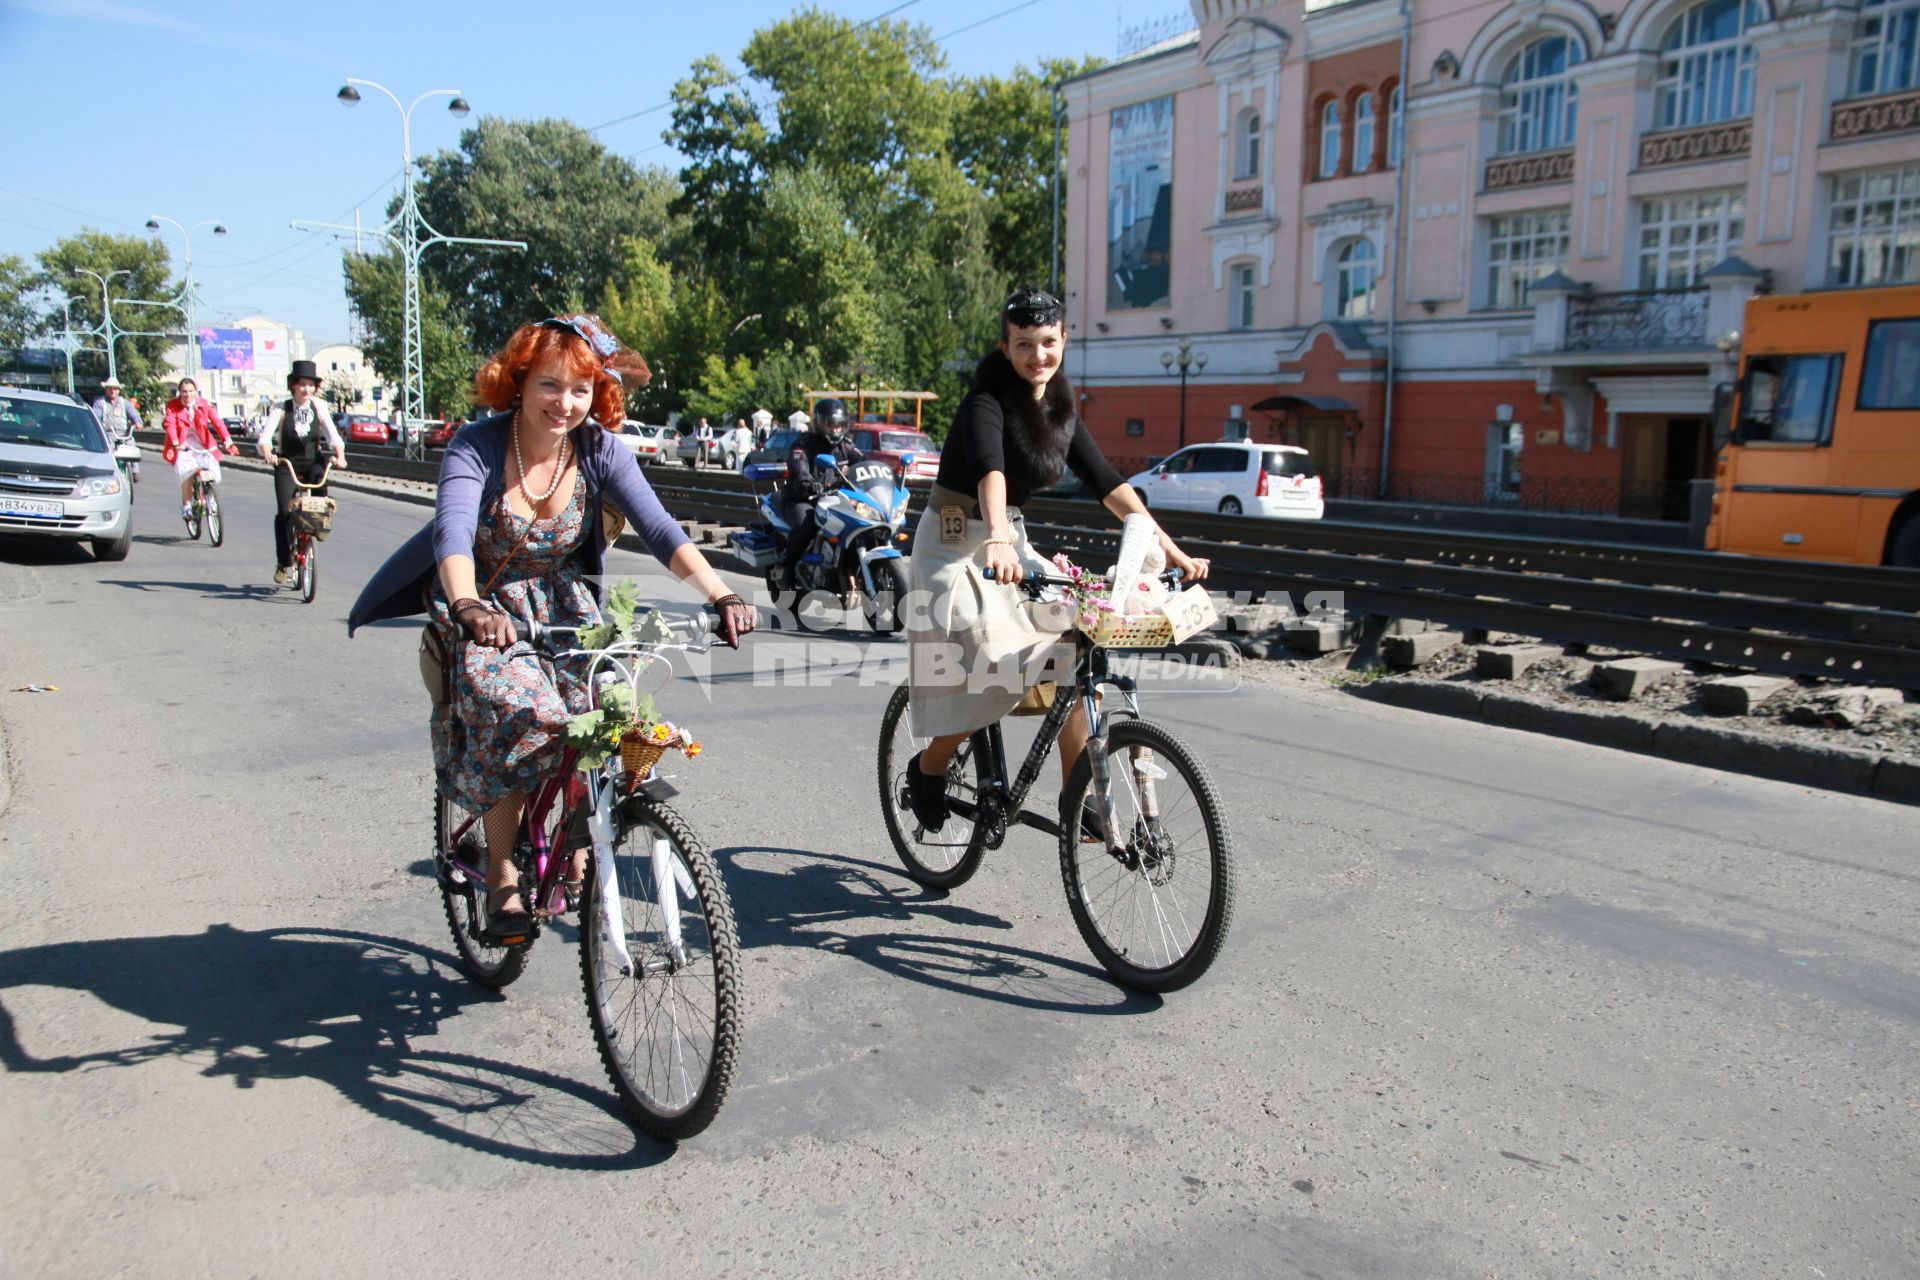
(730, 452), (913, 633)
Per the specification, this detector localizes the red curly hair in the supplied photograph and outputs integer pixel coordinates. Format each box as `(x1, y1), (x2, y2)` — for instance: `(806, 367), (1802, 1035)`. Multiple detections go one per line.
(471, 317), (648, 432)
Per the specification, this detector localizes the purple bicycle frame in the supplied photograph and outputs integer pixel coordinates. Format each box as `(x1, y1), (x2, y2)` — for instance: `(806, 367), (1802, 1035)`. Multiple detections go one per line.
(441, 745), (584, 916)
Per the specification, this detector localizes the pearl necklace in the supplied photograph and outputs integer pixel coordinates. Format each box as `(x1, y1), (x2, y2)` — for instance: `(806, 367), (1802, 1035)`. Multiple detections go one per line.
(512, 410), (570, 509)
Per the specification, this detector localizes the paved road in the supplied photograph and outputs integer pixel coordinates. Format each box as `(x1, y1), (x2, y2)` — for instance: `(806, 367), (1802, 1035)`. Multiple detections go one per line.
(1, 468), (1915, 1279)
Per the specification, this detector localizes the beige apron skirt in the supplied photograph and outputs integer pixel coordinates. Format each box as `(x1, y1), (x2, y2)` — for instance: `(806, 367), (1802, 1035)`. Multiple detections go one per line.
(907, 484), (1074, 739)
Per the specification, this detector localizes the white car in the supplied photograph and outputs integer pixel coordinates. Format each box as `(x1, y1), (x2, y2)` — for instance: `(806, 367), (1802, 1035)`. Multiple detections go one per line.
(618, 421), (670, 465)
(1127, 442), (1324, 519)
(0, 385), (135, 560)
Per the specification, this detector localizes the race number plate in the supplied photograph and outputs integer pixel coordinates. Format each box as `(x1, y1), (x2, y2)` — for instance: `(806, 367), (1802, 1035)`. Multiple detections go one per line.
(0, 496), (62, 519)
(939, 506), (967, 543)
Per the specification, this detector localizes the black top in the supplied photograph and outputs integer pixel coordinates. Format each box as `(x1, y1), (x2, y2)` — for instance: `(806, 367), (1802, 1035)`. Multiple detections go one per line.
(934, 351), (1125, 508)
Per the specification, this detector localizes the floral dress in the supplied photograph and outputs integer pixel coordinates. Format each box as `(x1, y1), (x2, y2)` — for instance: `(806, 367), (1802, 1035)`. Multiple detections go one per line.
(429, 473), (597, 813)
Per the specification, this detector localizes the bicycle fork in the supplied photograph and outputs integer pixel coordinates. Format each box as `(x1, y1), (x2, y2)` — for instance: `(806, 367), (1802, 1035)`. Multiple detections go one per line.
(585, 774), (692, 976)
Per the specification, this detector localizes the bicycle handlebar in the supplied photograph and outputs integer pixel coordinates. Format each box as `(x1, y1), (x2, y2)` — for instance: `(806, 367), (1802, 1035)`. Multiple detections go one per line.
(507, 606), (724, 654)
(982, 565), (1185, 597)
(281, 459), (334, 490)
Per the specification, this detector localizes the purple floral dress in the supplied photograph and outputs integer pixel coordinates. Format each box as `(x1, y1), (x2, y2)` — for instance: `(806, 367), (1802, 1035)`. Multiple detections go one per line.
(429, 473), (596, 813)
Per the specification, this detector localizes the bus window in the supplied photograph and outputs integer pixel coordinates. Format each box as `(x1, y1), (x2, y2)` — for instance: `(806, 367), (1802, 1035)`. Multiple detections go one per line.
(1737, 354), (1841, 445)
(1859, 319), (1920, 410)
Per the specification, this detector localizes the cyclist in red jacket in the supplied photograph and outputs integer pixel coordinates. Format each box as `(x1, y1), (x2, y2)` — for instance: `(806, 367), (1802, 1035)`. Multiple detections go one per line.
(161, 377), (237, 520)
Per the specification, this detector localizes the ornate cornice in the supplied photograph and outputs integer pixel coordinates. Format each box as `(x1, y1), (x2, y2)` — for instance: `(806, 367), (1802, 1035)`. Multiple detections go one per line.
(1637, 120), (1751, 169)
(1484, 148), (1575, 191)
(1831, 90), (1920, 143)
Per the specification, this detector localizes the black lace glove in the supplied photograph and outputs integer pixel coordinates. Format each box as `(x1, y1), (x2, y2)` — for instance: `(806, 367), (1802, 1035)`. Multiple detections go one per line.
(713, 593), (756, 649)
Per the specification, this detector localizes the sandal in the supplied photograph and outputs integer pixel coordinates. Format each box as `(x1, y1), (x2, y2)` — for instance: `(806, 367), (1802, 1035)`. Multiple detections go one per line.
(482, 884), (533, 944)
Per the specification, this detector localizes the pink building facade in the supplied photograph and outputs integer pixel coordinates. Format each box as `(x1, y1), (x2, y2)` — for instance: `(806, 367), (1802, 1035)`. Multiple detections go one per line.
(1059, 0), (1920, 518)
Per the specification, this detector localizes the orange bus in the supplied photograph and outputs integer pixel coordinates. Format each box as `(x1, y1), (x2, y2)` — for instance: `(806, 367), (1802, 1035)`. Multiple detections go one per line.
(1707, 285), (1920, 568)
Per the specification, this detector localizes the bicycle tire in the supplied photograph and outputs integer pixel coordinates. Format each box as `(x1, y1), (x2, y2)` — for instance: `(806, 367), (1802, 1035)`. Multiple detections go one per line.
(184, 484), (202, 540)
(1059, 718), (1234, 993)
(300, 543), (317, 603)
(579, 795), (741, 1141)
(206, 486), (223, 546)
(434, 786), (529, 989)
(877, 684), (989, 890)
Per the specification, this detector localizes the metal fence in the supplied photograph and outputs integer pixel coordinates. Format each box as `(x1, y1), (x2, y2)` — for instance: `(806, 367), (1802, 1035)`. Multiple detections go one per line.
(1324, 469), (1696, 520)
(1565, 287), (1709, 351)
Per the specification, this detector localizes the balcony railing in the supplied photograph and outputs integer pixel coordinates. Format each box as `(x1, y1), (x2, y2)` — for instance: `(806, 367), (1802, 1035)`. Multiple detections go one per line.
(1565, 287), (1709, 352)
(1484, 147), (1574, 192)
(1832, 88), (1920, 142)
(1637, 120), (1751, 169)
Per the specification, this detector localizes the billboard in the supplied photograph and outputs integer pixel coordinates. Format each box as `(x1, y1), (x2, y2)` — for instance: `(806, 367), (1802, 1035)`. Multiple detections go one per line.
(1108, 95), (1175, 311)
(198, 328), (255, 370)
(250, 326), (289, 375)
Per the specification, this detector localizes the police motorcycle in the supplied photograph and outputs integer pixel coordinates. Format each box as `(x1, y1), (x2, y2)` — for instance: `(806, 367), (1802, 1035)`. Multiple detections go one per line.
(730, 450), (914, 633)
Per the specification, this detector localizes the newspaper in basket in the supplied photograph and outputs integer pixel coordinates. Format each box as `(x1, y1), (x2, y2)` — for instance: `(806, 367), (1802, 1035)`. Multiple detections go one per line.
(289, 493), (336, 540)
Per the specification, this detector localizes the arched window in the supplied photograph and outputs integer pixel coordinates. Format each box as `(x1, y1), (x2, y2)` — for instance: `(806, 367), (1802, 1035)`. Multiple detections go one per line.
(1235, 108), (1261, 180)
(1497, 36), (1583, 154)
(1850, 0), (1920, 97)
(1387, 84), (1404, 169)
(1352, 92), (1377, 172)
(1335, 239), (1378, 318)
(1319, 100), (1342, 178)
(1656, 0), (1764, 130)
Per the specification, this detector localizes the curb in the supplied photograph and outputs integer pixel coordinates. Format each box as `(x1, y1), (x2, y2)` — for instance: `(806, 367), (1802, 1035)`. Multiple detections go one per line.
(1347, 679), (1914, 806)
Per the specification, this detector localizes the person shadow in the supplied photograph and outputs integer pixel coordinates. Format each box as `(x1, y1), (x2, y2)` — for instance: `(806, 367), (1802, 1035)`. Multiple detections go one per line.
(99, 577), (277, 601)
(715, 845), (1162, 1016)
(0, 923), (671, 1168)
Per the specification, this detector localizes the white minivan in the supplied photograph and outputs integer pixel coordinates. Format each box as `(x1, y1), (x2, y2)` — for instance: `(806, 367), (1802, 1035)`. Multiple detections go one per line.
(1127, 442), (1324, 518)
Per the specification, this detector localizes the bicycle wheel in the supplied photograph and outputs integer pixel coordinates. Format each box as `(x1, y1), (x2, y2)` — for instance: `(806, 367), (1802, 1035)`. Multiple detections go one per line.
(877, 683), (989, 890)
(206, 485), (223, 546)
(434, 786), (528, 989)
(184, 482), (202, 540)
(299, 541), (317, 603)
(579, 795), (741, 1141)
(1059, 718), (1234, 993)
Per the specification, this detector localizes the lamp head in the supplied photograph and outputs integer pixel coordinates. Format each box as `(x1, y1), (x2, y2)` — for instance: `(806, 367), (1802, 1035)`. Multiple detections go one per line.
(337, 84), (361, 106)
(1160, 351), (1175, 371)
(144, 218), (160, 231)
(448, 97), (471, 119)
(1196, 351), (1210, 371)
(212, 224), (228, 237)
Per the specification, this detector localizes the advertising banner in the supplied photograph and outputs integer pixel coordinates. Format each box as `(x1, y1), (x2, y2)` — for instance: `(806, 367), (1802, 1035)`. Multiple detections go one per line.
(1108, 95), (1175, 311)
(197, 328), (255, 371)
(251, 326), (290, 375)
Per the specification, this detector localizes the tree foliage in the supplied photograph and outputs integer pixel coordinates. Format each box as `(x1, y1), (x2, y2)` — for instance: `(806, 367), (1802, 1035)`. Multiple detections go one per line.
(0, 255), (38, 352)
(33, 231), (177, 391)
(341, 250), (477, 420)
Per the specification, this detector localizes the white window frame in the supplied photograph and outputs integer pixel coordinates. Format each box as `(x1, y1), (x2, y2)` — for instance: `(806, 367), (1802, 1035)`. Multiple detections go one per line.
(1850, 0), (1920, 97)
(1828, 163), (1920, 287)
(1387, 84), (1404, 169)
(1637, 190), (1745, 289)
(1229, 262), (1257, 330)
(1485, 422), (1523, 502)
(1655, 0), (1761, 130)
(1485, 209), (1571, 309)
(1319, 100), (1342, 178)
(1497, 36), (1583, 155)
(1352, 93), (1376, 173)
(1235, 108), (1261, 180)
(1334, 238), (1378, 319)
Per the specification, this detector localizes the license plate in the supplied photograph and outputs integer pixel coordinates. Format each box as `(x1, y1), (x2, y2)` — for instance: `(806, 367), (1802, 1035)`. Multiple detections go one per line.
(0, 496), (62, 519)
(1280, 489), (1309, 499)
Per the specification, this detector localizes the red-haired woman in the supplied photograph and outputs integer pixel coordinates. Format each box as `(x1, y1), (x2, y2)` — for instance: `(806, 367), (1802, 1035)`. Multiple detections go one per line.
(349, 315), (755, 939)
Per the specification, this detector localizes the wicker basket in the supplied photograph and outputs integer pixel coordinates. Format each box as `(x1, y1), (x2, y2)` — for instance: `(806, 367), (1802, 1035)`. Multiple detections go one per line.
(618, 732), (668, 784)
(1075, 585), (1217, 650)
(289, 493), (336, 540)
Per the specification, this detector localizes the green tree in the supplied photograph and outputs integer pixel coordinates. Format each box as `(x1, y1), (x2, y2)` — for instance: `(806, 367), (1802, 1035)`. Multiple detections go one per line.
(745, 165), (879, 376)
(412, 117), (683, 353)
(0, 254), (39, 351)
(33, 230), (176, 388)
(341, 250), (478, 420)
(682, 352), (758, 424)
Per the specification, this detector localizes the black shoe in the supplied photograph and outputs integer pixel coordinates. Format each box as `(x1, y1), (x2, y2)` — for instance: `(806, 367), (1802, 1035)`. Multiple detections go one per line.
(481, 885), (534, 944)
(904, 751), (950, 831)
(1062, 791), (1108, 845)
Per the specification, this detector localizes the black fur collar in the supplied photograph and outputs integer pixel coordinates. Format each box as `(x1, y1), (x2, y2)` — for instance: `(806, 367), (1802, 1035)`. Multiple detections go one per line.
(975, 348), (1076, 496)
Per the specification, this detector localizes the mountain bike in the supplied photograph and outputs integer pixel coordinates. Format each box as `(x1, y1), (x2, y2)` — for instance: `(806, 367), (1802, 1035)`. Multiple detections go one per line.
(431, 606), (742, 1140)
(281, 460), (334, 604)
(182, 454), (223, 546)
(877, 566), (1234, 993)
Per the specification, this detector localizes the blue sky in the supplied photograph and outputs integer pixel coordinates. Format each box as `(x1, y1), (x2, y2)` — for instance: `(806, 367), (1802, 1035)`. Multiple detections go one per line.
(0, 0), (1170, 347)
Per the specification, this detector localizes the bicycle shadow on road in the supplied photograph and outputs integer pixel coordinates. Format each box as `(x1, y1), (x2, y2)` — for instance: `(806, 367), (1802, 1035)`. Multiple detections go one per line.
(715, 845), (1162, 1016)
(0, 923), (672, 1170)
(98, 577), (278, 602)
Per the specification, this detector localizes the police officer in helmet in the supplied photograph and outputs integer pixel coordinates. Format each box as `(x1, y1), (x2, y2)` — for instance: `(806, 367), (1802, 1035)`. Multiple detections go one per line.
(777, 396), (865, 589)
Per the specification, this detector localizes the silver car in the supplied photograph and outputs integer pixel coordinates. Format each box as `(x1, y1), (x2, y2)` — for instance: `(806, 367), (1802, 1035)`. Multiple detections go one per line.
(0, 386), (135, 561)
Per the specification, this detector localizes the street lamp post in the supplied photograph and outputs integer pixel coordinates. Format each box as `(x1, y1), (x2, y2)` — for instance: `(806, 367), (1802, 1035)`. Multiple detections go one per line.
(297, 78), (524, 460)
(1159, 340), (1209, 450)
(145, 216), (227, 401)
(53, 295), (90, 396)
(72, 268), (131, 383)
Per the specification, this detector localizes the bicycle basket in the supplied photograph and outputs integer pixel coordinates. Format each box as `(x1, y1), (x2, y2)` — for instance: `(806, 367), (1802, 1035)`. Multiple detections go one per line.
(289, 493), (336, 540)
(617, 731), (668, 787)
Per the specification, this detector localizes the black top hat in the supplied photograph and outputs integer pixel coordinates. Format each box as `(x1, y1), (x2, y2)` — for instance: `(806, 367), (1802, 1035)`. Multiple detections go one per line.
(287, 359), (322, 388)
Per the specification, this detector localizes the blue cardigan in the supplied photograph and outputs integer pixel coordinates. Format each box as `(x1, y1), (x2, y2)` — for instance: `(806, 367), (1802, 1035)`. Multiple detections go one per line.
(347, 413), (690, 635)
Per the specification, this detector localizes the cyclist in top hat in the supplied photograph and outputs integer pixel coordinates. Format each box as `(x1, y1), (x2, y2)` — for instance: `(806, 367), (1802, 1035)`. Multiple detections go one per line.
(258, 358), (347, 585)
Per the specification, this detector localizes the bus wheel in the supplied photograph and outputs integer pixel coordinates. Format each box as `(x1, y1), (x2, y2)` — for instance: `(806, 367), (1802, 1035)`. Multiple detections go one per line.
(1890, 517), (1920, 569)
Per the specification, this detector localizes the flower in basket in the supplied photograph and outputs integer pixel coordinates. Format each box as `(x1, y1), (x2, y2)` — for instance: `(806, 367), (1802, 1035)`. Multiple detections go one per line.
(563, 682), (703, 773)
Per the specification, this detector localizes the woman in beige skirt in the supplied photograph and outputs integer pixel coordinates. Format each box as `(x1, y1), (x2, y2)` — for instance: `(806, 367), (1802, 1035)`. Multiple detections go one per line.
(904, 286), (1211, 834)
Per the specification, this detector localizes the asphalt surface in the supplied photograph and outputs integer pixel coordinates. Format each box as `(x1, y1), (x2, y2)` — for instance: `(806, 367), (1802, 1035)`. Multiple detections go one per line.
(1, 467), (1916, 1279)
